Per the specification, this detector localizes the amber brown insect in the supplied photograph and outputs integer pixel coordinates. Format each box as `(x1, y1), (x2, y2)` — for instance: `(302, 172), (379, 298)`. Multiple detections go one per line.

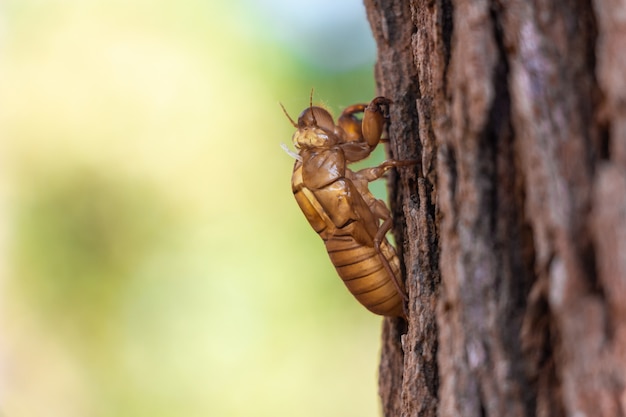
(282, 95), (413, 318)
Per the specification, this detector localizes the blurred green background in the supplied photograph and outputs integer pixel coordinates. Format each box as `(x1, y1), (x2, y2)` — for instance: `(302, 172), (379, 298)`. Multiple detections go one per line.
(0, 1), (388, 416)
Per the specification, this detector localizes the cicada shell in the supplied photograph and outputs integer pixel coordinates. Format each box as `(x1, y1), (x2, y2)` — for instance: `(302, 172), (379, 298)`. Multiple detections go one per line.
(284, 96), (413, 318)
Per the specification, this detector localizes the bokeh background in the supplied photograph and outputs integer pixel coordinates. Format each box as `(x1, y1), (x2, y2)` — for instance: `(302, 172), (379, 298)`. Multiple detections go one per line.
(0, 1), (389, 416)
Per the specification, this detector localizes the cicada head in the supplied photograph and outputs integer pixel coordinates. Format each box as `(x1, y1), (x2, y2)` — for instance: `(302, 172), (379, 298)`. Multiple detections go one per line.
(291, 106), (338, 149)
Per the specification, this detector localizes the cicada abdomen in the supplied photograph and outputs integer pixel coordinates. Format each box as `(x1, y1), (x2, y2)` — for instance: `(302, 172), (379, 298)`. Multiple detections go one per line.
(325, 234), (404, 317)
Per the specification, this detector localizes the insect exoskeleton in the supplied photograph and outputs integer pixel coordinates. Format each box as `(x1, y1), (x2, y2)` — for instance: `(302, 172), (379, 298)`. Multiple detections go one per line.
(282, 95), (412, 318)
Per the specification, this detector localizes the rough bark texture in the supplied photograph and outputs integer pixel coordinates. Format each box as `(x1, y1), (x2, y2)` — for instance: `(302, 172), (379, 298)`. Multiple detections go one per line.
(363, 0), (626, 416)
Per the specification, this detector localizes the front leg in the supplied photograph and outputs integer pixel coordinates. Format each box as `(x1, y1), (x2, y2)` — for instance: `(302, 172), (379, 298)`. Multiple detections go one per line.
(337, 97), (392, 163)
(361, 97), (391, 147)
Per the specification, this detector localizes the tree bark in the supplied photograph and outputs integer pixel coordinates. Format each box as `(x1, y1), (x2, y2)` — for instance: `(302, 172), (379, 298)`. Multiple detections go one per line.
(363, 0), (626, 416)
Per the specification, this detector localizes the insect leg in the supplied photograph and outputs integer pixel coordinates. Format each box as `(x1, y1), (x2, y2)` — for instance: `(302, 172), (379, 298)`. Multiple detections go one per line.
(337, 104), (368, 147)
(350, 159), (417, 304)
(361, 97), (391, 147)
(353, 159), (418, 183)
(374, 216), (408, 302)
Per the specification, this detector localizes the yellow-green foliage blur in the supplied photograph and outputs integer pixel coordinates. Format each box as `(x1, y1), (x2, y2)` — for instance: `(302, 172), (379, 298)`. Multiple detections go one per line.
(1, 1), (388, 416)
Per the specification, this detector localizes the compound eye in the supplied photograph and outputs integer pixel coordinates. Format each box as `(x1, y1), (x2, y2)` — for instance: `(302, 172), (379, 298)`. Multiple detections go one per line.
(298, 107), (335, 132)
(311, 107), (335, 131)
(297, 108), (314, 127)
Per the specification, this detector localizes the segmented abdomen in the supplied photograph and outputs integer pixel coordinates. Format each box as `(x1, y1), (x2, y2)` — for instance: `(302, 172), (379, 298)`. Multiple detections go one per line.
(325, 234), (404, 317)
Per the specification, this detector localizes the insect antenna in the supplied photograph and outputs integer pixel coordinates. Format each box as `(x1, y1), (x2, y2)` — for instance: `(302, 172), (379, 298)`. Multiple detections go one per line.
(279, 103), (298, 127)
(308, 88), (318, 126)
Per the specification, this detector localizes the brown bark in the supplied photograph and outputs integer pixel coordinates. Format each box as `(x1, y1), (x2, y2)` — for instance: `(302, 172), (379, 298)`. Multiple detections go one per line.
(363, 0), (626, 416)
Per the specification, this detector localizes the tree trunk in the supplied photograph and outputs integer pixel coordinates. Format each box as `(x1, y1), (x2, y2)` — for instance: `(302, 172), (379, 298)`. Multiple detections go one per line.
(363, 1), (626, 416)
